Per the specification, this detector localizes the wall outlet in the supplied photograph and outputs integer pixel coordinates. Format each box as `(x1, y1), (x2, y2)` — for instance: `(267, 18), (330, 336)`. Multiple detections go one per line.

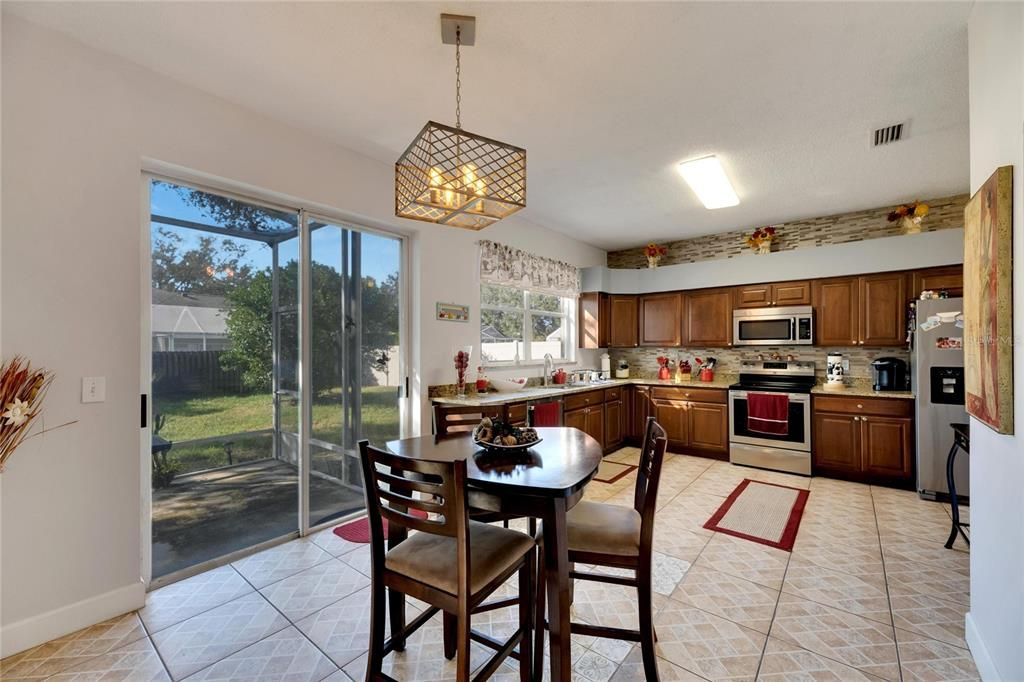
(81, 376), (106, 403)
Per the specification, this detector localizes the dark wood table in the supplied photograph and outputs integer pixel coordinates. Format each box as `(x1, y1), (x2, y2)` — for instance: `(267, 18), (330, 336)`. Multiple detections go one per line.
(386, 427), (603, 681)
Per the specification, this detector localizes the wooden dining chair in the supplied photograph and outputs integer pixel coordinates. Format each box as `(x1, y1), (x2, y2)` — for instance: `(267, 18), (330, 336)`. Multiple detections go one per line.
(534, 417), (668, 681)
(358, 440), (537, 682)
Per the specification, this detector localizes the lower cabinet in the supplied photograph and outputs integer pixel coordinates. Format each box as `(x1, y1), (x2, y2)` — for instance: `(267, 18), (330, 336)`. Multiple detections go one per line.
(605, 399), (624, 450)
(812, 396), (914, 484)
(646, 386), (729, 459)
(564, 405), (605, 448)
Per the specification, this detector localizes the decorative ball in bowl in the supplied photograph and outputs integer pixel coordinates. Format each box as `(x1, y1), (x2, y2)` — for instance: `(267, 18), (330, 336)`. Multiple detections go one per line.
(473, 418), (542, 453)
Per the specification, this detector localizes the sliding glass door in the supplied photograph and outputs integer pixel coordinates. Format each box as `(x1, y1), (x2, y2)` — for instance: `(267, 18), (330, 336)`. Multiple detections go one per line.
(148, 178), (405, 581)
(307, 218), (403, 527)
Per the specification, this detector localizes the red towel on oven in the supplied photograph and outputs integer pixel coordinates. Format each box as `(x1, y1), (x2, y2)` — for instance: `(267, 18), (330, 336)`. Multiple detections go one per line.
(747, 392), (789, 435)
(531, 401), (561, 427)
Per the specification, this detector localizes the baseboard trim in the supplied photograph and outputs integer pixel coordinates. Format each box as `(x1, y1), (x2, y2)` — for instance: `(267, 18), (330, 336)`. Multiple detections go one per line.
(965, 611), (1000, 681)
(1, 580), (146, 658)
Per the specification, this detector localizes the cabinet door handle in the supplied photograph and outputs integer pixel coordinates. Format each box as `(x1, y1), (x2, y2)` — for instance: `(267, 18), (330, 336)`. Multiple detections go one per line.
(853, 416), (860, 421)
(857, 404), (864, 409)
(862, 417), (868, 422)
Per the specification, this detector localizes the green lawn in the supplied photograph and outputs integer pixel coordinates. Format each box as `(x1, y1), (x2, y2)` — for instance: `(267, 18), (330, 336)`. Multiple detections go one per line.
(154, 386), (400, 476)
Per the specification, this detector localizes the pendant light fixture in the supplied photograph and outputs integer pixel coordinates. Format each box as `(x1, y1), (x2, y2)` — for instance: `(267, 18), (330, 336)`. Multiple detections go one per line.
(395, 14), (526, 230)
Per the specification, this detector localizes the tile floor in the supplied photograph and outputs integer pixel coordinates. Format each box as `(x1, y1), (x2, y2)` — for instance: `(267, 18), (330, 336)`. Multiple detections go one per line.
(1, 448), (978, 681)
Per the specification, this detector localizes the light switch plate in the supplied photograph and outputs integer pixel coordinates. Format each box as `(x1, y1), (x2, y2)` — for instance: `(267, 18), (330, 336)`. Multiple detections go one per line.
(82, 376), (106, 403)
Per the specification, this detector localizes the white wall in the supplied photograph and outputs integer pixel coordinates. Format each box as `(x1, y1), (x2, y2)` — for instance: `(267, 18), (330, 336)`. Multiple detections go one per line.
(0, 15), (604, 655)
(964, 5), (1024, 680)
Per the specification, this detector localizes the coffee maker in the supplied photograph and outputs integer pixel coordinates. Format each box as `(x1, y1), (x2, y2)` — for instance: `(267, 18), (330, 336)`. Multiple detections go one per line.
(872, 357), (909, 391)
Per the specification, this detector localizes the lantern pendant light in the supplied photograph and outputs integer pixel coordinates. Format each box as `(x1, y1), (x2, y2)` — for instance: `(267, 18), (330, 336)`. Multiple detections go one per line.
(395, 14), (527, 230)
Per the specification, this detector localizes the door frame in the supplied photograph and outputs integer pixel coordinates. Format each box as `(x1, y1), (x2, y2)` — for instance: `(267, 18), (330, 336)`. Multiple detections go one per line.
(140, 163), (411, 586)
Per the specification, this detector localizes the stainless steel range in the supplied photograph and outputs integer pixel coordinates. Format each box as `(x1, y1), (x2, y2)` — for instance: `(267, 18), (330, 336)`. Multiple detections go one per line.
(728, 360), (816, 475)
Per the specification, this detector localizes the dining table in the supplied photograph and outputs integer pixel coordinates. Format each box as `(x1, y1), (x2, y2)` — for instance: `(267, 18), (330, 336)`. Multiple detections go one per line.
(386, 426), (604, 682)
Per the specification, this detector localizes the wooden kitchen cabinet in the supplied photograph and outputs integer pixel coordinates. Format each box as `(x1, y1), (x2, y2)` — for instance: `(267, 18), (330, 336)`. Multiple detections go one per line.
(812, 395), (914, 485)
(911, 265), (964, 298)
(639, 292), (682, 346)
(605, 398), (624, 450)
(812, 413), (862, 474)
(862, 416), (914, 479)
(734, 280), (811, 309)
(813, 277), (859, 345)
(607, 295), (639, 348)
(683, 288), (732, 347)
(652, 398), (688, 448)
(814, 274), (906, 347)
(859, 273), (907, 346)
(646, 386), (729, 459)
(578, 292), (608, 349)
(630, 386), (652, 441)
(563, 406), (587, 433)
(687, 402), (729, 455)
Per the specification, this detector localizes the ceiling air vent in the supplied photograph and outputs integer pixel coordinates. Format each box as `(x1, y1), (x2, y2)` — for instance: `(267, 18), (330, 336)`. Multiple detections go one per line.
(873, 123), (905, 147)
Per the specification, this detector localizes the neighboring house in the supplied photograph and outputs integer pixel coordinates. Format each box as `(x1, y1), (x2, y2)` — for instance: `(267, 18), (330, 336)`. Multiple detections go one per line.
(151, 289), (230, 351)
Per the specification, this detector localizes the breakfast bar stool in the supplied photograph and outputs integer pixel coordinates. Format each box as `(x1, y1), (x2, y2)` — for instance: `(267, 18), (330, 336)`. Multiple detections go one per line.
(358, 441), (537, 682)
(534, 417), (668, 681)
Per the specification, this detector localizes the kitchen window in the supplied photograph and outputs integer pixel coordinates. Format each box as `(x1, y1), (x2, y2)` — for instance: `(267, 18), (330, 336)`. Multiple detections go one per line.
(480, 283), (574, 365)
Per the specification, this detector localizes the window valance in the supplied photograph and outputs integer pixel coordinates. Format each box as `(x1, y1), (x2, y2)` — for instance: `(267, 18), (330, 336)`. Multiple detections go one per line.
(478, 240), (580, 298)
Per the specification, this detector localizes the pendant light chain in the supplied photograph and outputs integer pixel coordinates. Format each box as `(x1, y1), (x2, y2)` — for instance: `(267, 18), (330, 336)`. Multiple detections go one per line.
(455, 26), (462, 129)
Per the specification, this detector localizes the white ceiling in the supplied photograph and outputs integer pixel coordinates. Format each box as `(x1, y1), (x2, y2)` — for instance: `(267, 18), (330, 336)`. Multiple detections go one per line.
(5, 2), (972, 250)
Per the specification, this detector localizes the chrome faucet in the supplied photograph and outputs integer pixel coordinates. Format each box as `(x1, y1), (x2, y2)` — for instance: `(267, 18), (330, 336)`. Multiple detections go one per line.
(543, 353), (554, 387)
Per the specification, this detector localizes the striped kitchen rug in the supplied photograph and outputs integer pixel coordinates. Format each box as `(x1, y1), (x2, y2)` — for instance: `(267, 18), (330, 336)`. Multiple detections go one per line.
(703, 479), (809, 551)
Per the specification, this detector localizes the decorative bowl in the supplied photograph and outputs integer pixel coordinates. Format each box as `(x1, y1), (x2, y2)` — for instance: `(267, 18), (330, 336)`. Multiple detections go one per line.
(489, 377), (530, 392)
(473, 436), (543, 453)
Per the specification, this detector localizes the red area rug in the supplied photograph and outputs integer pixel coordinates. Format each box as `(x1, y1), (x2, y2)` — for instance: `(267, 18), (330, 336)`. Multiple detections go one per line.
(703, 479), (809, 551)
(333, 510), (428, 543)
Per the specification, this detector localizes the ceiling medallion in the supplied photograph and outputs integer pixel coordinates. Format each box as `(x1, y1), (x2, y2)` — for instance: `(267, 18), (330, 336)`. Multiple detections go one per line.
(395, 14), (526, 230)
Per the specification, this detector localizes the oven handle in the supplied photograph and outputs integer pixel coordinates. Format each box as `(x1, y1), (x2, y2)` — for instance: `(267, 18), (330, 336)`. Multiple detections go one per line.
(730, 390), (810, 403)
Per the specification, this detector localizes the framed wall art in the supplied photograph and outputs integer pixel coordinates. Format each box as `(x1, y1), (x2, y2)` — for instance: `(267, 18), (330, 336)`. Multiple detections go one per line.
(964, 165), (1014, 434)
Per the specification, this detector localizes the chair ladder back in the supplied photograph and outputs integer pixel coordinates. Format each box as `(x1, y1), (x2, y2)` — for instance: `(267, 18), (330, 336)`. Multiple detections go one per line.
(634, 417), (668, 529)
(358, 440), (467, 539)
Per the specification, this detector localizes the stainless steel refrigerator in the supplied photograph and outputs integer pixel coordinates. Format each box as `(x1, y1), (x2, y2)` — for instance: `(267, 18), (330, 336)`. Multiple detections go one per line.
(912, 297), (969, 499)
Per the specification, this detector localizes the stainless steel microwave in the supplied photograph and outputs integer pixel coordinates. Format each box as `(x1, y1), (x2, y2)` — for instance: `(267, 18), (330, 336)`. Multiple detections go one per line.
(732, 306), (814, 346)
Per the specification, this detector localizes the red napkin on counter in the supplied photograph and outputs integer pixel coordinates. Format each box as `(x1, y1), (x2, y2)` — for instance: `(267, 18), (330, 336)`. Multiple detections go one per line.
(747, 393), (789, 435)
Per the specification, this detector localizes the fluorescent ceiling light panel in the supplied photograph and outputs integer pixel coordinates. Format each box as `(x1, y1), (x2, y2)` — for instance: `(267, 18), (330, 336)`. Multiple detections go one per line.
(677, 155), (739, 209)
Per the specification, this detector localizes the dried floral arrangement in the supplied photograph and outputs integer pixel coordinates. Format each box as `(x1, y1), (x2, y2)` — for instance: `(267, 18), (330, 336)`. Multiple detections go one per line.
(887, 200), (929, 223)
(644, 243), (668, 268)
(746, 226), (778, 253)
(0, 357), (75, 472)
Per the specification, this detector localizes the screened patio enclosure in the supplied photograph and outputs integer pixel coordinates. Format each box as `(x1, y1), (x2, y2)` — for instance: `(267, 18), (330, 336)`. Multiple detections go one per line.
(149, 178), (404, 581)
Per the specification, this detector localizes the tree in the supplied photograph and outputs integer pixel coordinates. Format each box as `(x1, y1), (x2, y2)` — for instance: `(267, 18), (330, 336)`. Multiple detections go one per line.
(221, 261), (400, 393)
(152, 227), (254, 295)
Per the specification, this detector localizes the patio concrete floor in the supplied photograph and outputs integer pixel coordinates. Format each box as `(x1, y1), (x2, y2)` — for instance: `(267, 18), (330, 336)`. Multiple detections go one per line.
(152, 459), (364, 579)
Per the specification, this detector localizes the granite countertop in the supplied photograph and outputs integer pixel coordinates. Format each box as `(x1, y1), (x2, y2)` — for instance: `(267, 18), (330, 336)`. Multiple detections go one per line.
(432, 376), (736, 407)
(811, 385), (915, 399)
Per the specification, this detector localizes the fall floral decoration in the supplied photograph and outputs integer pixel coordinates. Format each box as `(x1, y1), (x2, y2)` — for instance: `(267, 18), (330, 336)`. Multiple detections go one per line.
(746, 226), (778, 254)
(887, 201), (930, 234)
(0, 356), (75, 472)
(656, 356), (672, 381)
(644, 243), (668, 269)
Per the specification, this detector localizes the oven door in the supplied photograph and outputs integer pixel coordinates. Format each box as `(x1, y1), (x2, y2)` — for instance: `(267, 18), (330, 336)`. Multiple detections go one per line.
(729, 390), (811, 452)
(733, 315), (796, 346)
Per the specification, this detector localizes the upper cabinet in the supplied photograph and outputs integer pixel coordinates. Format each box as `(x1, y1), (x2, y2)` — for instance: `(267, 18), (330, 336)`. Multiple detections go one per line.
(683, 288), (732, 347)
(578, 292), (608, 349)
(734, 280), (810, 309)
(813, 274), (907, 347)
(813, 277), (859, 345)
(910, 265), (964, 298)
(607, 295), (639, 348)
(639, 293), (682, 346)
(859, 273), (907, 346)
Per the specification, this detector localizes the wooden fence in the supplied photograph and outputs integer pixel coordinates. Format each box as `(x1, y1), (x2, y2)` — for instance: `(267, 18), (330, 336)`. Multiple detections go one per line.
(153, 350), (245, 395)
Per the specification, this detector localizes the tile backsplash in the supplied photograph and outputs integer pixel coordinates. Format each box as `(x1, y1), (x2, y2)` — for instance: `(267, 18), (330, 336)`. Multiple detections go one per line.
(610, 346), (909, 382)
(606, 193), (967, 269)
